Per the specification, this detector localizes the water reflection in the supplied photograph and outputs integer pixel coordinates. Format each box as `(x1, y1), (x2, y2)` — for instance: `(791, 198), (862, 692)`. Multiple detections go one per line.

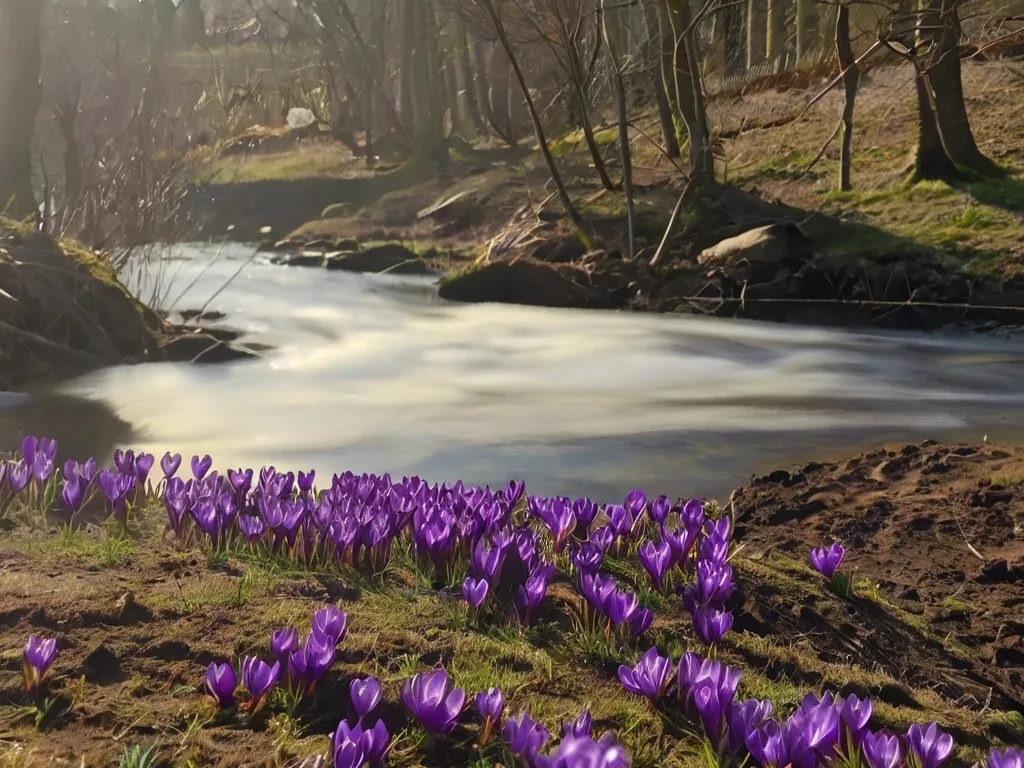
(7, 243), (1024, 501)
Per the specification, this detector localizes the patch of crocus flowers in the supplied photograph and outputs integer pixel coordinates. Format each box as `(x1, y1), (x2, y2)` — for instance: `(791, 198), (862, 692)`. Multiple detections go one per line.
(204, 606), (347, 714)
(617, 646), (1020, 768)
(6, 439), (1022, 767)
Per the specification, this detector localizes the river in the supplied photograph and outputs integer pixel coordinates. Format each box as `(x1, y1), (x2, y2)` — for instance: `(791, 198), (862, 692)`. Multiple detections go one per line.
(5, 242), (1024, 502)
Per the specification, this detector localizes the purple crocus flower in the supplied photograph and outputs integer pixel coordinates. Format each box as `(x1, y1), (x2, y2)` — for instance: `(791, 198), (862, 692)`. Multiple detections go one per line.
(624, 489), (647, 520)
(333, 720), (391, 768)
(728, 698), (773, 754)
(190, 500), (219, 542)
(331, 738), (365, 768)
(626, 607), (654, 638)
(747, 720), (789, 768)
(810, 542), (846, 578)
(684, 561), (735, 613)
(64, 457), (96, 485)
(572, 498), (598, 534)
(515, 562), (555, 626)
(350, 676), (383, 719)
(907, 723), (954, 768)
(312, 606), (348, 646)
(505, 479), (526, 509)
(571, 542), (604, 574)
(535, 732), (632, 768)
(840, 694), (872, 747)
(191, 454), (213, 481)
(475, 687), (505, 744)
(862, 731), (903, 768)
(61, 477), (86, 516)
(693, 679), (730, 747)
(638, 539), (672, 591)
(590, 525), (615, 553)
(471, 539), (506, 583)
(547, 498), (577, 553)
(401, 668), (465, 735)
(607, 590), (639, 628)
(502, 712), (550, 765)
(161, 452), (182, 479)
(133, 453), (155, 484)
(22, 437), (56, 484)
(681, 499), (705, 535)
(678, 653), (741, 717)
(618, 647), (675, 704)
(204, 662), (236, 708)
(649, 495), (671, 525)
(97, 469), (136, 511)
(463, 576), (490, 609)
(240, 656), (280, 713)
(788, 694), (841, 768)
(238, 514), (266, 544)
(562, 708), (592, 738)
(988, 749), (1024, 768)
(692, 607), (733, 646)
(22, 635), (57, 692)
(296, 631), (335, 694)
(8, 460), (30, 494)
(297, 469), (315, 494)
(271, 627), (299, 660)
(113, 449), (135, 475)
(578, 572), (618, 616)
(607, 505), (632, 540)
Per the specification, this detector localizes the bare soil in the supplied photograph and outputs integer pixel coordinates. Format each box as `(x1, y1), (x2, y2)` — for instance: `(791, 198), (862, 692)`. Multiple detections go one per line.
(732, 440), (1024, 712)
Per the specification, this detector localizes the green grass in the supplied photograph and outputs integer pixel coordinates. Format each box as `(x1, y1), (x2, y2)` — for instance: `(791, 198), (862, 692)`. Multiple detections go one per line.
(200, 143), (363, 184)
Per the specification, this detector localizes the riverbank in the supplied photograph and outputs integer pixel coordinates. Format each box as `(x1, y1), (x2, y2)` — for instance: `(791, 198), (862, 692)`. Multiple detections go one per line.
(0, 439), (1020, 765)
(0, 218), (266, 392)
(186, 59), (1024, 332)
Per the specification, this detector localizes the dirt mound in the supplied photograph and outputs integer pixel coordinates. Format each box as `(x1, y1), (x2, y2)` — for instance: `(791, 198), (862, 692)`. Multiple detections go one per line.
(731, 440), (1024, 712)
(438, 259), (615, 309)
(0, 222), (163, 389)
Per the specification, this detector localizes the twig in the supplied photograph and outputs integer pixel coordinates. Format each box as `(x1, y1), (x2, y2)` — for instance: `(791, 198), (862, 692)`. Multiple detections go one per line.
(800, 119), (844, 178)
(649, 180), (694, 267)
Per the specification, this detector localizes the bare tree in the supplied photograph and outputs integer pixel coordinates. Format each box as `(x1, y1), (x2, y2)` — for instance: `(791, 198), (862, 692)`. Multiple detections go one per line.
(0, 0), (43, 220)
(836, 2), (859, 190)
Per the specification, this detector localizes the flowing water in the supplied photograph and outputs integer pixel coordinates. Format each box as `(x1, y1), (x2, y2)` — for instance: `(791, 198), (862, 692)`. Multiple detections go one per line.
(7, 242), (1024, 501)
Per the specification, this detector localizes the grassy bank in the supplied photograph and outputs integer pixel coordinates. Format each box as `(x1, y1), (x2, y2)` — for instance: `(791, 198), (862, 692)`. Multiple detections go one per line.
(0, 439), (1021, 766)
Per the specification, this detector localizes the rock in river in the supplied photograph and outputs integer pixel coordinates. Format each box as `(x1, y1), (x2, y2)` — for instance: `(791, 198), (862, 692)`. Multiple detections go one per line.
(324, 244), (429, 275)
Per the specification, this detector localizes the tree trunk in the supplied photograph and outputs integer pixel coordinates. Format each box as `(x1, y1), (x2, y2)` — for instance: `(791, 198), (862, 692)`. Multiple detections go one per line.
(481, 0), (592, 247)
(819, 1), (840, 49)
(663, 0), (714, 184)
(399, 0), (416, 131)
(746, 0), (765, 70)
(643, 0), (680, 158)
(926, 0), (1002, 177)
(0, 0), (42, 220)
(909, 1), (960, 182)
(566, 16), (617, 191)
(489, 43), (514, 141)
(835, 4), (859, 191)
(602, 0), (636, 258)
(796, 0), (816, 62)
(452, 11), (484, 134)
(766, 0), (786, 69)
(471, 36), (498, 132)
(409, 0), (448, 168)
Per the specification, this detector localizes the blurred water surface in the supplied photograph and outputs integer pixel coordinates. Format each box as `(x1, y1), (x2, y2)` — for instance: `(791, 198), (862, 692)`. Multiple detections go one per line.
(20, 243), (1024, 501)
